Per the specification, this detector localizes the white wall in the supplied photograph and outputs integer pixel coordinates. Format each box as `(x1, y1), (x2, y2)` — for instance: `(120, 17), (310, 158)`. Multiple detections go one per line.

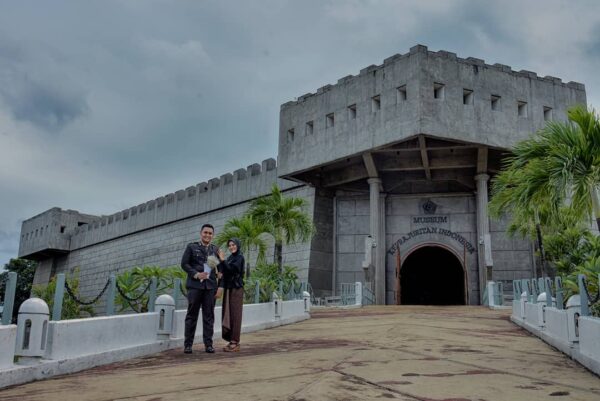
(0, 325), (16, 369)
(46, 313), (159, 360)
(0, 299), (310, 389)
(511, 299), (600, 376)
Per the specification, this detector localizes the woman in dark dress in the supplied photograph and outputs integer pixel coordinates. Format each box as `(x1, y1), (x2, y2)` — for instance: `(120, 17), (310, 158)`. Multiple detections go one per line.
(217, 238), (245, 352)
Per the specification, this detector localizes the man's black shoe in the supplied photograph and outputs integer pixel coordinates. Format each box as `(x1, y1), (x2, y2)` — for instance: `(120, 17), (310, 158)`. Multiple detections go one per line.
(205, 345), (215, 353)
(184, 346), (192, 354)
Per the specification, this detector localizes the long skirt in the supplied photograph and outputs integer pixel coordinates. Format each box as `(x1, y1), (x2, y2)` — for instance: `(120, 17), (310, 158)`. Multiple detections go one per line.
(222, 287), (244, 343)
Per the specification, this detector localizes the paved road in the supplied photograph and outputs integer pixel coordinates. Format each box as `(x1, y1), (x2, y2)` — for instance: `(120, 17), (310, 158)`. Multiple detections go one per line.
(1, 306), (599, 401)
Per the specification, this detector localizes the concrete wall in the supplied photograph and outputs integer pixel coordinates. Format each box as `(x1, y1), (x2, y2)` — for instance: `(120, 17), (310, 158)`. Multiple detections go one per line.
(20, 159), (298, 262)
(308, 189), (335, 296)
(0, 325), (16, 369)
(19, 208), (97, 260)
(512, 300), (600, 376)
(385, 194), (479, 304)
(278, 45), (586, 177)
(51, 185), (315, 313)
(335, 193), (534, 305)
(46, 313), (159, 360)
(489, 216), (535, 283)
(335, 196), (371, 290)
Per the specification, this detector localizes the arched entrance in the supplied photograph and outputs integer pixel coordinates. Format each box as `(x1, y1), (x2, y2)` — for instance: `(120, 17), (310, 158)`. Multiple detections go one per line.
(400, 245), (466, 305)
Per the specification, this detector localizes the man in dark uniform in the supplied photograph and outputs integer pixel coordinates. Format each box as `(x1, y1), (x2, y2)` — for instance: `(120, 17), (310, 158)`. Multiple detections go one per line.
(181, 223), (223, 354)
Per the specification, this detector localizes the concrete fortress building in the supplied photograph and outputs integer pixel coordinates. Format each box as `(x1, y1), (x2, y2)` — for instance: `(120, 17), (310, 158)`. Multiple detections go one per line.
(19, 45), (586, 308)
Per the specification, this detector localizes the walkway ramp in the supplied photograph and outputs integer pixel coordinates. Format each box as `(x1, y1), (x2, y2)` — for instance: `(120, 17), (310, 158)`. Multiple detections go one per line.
(2, 306), (599, 401)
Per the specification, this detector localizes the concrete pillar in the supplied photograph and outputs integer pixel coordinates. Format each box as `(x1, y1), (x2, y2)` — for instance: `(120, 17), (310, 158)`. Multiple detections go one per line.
(368, 178), (386, 305)
(475, 173), (491, 304)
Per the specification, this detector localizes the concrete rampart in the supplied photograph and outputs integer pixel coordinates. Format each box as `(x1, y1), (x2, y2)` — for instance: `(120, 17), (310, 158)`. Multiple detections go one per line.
(54, 185), (315, 312)
(19, 159), (300, 260)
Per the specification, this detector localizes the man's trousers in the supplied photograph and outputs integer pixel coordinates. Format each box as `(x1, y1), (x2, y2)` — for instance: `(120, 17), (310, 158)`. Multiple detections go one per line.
(184, 288), (216, 347)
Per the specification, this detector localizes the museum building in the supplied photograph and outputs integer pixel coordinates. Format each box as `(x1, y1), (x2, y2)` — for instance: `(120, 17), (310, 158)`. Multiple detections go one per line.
(18, 45), (586, 308)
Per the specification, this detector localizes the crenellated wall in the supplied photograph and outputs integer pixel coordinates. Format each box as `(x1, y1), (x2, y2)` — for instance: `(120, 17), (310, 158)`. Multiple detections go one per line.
(19, 158), (323, 310)
(278, 44), (586, 178)
(20, 158), (298, 258)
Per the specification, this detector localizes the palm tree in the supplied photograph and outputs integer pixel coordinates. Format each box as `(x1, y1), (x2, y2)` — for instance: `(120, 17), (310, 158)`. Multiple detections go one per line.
(214, 214), (268, 265)
(248, 185), (315, 272)
(490, 105), (600, 232)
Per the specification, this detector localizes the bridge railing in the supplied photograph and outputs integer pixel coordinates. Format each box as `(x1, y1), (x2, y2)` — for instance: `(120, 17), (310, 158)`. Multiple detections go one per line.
(48, 274), (315, 320)
(510, 273), (600, 376)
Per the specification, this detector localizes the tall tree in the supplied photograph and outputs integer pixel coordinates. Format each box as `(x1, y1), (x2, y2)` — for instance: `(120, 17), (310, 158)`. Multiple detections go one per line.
(248, 185), (314, 272)
(213, 214), (268, 265)
(0, 258), (37, 323)
(490, 105), (600, 232)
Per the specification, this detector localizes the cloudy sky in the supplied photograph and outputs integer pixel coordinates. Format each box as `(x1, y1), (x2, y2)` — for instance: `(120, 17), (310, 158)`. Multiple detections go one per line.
(1, 0), (599, 268)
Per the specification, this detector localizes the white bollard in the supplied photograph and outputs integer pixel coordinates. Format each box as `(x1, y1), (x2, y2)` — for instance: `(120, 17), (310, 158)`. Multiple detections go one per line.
(155, 294), (175, 339)
(355, 282), (363, 306)
(273, 292), (281, 318)
(519, 291), (527, 319)
(566, 295), (581, 343)
(303, 291), (311, 312)
(487, 281), (496, 307)
(15, 298), (50, 363)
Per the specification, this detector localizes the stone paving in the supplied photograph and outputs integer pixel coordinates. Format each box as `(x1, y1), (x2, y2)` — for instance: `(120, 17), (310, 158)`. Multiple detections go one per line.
(1, 306), (599, 401)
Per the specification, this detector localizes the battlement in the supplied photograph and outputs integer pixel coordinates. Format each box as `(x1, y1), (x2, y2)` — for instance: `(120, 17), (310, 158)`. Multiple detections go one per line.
(281, 44), (584, 110)
(278, 44), (587, 178)
(19, 158), (300, 255)
(18, 208), (98, 259)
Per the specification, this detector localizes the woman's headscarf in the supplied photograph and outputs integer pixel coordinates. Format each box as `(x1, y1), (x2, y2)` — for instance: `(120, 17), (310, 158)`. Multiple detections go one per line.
(227, 238), (243, 257)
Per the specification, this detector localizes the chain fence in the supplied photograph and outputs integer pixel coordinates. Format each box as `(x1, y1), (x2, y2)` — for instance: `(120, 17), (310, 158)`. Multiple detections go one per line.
(65, 278), (111, 306)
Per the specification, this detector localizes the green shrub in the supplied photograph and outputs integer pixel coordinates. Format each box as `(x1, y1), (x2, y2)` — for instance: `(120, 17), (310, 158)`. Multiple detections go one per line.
(244, 262), (299, 303)
(32, 268), (95, 320)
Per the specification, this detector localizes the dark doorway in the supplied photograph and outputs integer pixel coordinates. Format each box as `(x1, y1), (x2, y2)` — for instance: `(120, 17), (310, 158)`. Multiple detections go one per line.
(400, 246), (465, 305)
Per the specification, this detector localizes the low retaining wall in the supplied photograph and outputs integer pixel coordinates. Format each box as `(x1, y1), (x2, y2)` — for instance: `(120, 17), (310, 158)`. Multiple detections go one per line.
(0, 299), (310, 389)
(0, 325), (16, 369)
(511, 299), (600, 376)
(46, 313), (160, 360)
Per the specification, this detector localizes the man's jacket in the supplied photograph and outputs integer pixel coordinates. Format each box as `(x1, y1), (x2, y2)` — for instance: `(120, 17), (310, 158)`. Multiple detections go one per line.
(181, 242), (220, 290)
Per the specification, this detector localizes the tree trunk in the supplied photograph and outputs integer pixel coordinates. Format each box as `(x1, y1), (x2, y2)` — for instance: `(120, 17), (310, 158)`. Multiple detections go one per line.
(534, 211), (546, 277)
(275, 241), (283, 273)
(591, 187), (600, 232)
(535, 223), (546, 277)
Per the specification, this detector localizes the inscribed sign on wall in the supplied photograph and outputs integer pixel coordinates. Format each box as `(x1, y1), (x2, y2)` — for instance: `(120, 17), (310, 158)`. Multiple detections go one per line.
(387, 226), (476, 255)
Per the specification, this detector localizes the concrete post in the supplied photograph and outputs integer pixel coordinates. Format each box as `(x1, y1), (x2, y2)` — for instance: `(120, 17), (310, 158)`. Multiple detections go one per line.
(368, 178), (386, 305)
(52, 273), (65, 321)
(475, 174), (491, 304)
(355, 282), (363, 306)
(155, 294), (175, 338)
(545, 277), (553, 307)
(16, 298), (49, 361)
(254, 281), (260, 304)
(303, 291), (311, 312)
(105, 274), (116, 316)
(172, 278), (181, 307)
(530, 278), (538, 304)
(1, 272), (17, 325)
(555, 276), (564, 310)
(148, 277), (158, 312)
(578, 274), (589, 316)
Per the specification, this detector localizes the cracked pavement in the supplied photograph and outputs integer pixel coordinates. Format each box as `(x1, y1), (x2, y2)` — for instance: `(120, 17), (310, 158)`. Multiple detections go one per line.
(1, 306), (599, 401)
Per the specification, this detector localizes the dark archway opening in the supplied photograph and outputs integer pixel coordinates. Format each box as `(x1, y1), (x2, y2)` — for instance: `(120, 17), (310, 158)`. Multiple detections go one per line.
(400, 246), (465, 305)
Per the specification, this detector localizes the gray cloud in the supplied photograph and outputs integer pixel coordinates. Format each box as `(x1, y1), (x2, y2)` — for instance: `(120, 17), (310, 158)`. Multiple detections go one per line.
(0, 0), (599, 268)
(0, 36), (90, 131)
